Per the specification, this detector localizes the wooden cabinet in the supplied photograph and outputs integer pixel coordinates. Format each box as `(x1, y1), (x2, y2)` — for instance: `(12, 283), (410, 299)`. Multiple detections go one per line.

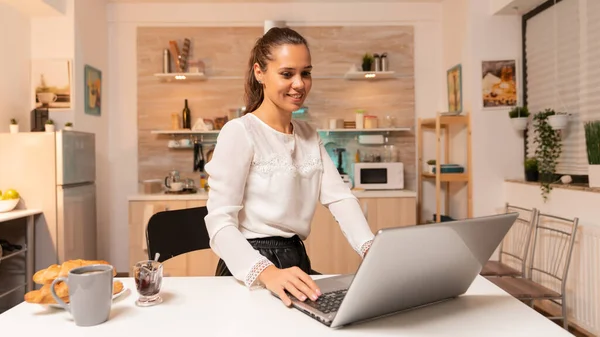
(128, 196), (416, 277)
(304, 197), (416, 275)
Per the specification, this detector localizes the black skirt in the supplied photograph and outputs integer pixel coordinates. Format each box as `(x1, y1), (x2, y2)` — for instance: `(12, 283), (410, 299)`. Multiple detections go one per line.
(215, 235), (320, 277)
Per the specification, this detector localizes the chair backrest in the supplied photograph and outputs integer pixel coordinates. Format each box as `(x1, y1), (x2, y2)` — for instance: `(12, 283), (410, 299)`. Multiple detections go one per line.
(146, 206), (211, 263)
(528, 212), (579, 295)
(499, 203), (538, 276)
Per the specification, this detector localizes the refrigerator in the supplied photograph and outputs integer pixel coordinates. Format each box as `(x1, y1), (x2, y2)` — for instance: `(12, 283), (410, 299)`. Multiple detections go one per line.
(0, 131), (97, 272)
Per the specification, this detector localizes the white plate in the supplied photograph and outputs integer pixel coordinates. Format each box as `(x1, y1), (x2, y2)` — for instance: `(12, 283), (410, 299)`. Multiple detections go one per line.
(46, 282), (128, 309)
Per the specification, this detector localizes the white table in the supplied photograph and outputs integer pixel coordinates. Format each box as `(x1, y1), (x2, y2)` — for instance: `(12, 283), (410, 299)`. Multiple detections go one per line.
(0, 209), (42, 298)
(0, 275), (573, 336)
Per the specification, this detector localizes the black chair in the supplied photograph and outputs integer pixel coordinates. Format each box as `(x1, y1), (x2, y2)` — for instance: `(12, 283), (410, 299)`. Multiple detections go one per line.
(146, 206), (211, 263)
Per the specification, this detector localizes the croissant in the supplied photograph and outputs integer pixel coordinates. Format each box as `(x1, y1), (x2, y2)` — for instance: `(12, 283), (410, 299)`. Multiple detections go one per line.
(33, 259), (116, 285)
(24, 280), (124, 304)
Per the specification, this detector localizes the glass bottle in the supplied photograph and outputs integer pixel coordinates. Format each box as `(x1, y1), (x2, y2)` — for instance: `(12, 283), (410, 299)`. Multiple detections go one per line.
(182, 99), (191, 129)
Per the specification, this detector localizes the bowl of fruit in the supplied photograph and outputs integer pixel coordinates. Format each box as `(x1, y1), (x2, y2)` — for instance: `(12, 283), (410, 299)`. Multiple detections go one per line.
(0, 189), (20, 213)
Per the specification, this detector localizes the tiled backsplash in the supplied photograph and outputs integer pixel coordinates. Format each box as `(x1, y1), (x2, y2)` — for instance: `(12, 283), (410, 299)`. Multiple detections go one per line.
(137, 25), (415, 190)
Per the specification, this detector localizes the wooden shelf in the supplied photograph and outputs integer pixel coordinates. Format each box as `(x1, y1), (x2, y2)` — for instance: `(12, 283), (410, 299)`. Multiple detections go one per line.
(154, 72), (401, 82)
(317, 127), (411, 134)
(420, 114), (469, 128)
(421, 172), (469, 182)
(151, 128), (410, 136)
(344, 71), (396, 80)
(151, 130), (219, 135)
(153, 73), (207, 82)
(417, 112), (472, 223)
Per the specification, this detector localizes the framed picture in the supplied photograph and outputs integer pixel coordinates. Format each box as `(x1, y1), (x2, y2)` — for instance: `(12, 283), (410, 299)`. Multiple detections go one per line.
(84, 64), (102, 116)
(482, 59), (518, 109)
(447, 64), (463, 114)
(31, 59), (72, 110)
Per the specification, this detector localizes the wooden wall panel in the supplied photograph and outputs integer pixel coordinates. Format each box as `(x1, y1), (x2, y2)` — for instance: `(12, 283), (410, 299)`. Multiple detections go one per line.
(137, 25), (416, 190)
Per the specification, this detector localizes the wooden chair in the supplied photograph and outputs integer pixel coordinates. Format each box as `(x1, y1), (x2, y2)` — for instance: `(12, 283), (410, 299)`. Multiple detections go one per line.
(480, 203), (538, 278)
(488, 212), (579, 330)
(146, 206), (211, 263)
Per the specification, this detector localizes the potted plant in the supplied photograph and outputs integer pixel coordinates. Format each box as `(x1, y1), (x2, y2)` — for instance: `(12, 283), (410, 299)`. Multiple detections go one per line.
(362, 53), (374, 71)
(45, 119), (55, 132)
(508, 106), (529, 131)
(9, 118), (18, 134)
(524, 157), (538, 182)
(64, 122), (73, 131)
(544, 109), (569, 130)
(584, 120), (600, 187)
(533, 110), (562, 201)
(426, 159), (436, 174)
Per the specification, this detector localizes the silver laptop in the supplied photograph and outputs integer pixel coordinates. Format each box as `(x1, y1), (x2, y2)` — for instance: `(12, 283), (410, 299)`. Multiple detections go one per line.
(272, 212), (518, 328)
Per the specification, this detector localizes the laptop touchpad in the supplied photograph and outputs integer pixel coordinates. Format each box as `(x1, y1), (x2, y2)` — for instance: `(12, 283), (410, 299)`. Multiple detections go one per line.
(316, 274), (354, 292)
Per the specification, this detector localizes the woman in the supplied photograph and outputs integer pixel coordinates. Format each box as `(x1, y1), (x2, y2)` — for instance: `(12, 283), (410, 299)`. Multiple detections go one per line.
(204, 27), (374, 306)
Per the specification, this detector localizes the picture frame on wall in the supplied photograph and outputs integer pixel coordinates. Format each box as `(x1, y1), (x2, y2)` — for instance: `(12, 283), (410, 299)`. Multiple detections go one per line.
(481, 59), (518, 109)
(31, 59), (72, 110)
(446, 64), (463, 114)
(84, 64), (102, 116)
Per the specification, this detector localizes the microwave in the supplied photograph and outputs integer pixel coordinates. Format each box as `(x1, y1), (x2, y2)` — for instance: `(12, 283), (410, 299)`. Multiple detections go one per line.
(354, 162), (404, 190)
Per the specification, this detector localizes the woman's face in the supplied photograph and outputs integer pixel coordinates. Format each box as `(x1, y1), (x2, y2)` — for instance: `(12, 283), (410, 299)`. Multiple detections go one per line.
(255, 44), (312, 113)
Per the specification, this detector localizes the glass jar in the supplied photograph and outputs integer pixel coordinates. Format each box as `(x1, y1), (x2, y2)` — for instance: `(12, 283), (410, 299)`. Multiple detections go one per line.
(364, 115), (378, 129)
(170, 113), (180, 130)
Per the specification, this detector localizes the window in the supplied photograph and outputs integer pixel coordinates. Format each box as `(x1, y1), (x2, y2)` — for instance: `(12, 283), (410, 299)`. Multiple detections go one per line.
(524, 0), (600, 175)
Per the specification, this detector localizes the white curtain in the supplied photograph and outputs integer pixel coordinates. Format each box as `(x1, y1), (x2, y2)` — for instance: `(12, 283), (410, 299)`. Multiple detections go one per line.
(525, 0), (600, 174)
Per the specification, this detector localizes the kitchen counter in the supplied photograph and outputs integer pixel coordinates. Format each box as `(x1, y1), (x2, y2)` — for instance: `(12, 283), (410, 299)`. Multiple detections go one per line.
(128, 189), (416, 201)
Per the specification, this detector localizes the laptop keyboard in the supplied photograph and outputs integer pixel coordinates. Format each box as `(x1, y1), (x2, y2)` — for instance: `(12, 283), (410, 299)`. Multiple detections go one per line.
(304, 289), (347, 313)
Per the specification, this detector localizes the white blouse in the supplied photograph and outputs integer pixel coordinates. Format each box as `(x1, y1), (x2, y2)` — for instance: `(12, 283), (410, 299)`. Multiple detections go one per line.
(204, 113), (374, 288)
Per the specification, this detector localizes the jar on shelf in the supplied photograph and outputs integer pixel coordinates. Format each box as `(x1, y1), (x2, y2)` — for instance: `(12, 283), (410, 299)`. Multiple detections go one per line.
(355, 109), (365, 129)
(373, 53), (381, 72)
(381, 52), (388, 71)
(171, 113), (180, 130)
(364, 115), (378, 129)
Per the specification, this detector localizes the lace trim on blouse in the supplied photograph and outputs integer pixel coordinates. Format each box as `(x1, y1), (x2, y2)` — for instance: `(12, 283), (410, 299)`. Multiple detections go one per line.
(245, 256), (274, 288)
(251, 154), (322, 178)
(359, 239), (373, 258)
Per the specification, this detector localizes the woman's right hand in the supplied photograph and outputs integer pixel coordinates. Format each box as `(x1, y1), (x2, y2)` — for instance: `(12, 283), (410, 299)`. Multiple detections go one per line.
(258, 265), (322, 306)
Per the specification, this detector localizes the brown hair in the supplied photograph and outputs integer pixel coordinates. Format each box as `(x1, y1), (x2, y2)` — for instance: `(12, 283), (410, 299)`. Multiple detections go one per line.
(244, 27), (309, 113)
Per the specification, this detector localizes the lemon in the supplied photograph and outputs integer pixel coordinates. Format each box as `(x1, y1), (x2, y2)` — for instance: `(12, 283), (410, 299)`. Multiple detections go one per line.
(2, 189), (19, 200)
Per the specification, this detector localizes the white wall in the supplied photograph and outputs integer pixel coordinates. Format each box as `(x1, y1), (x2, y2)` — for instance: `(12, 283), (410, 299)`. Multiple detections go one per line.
(419, 0), (470, 222)
(0, 3), (31, 131)
(107, 2), (444, 271)
(30, 0), (74, 126)
(467, 0), (523, 218)
(423, 0), (523, 222)
(74, 0), (110, 260)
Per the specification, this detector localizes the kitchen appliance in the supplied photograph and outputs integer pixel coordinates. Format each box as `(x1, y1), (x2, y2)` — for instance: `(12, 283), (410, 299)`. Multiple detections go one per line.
(354, 162), (404, 190)
(331, 148), (353, 189)
(30, 107), (49, 131)
(0, 131), (97, 272)
(193, 141), (204, 172)
(164, 170), (181, 190)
